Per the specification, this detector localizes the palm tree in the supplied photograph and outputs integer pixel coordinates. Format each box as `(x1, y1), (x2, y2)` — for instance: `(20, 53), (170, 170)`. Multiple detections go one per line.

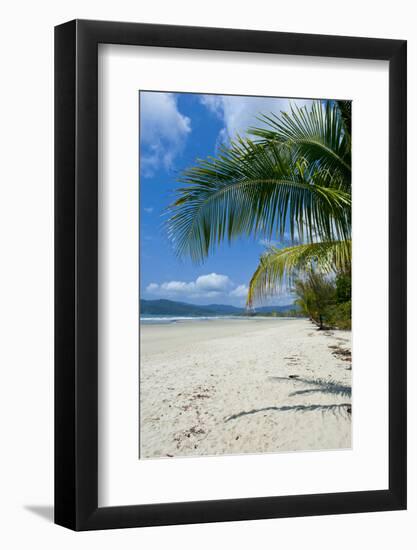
(167, 100), (351, 306)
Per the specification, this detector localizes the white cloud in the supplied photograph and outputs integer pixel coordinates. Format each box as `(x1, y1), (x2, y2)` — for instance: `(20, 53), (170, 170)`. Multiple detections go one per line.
(140, 92), (191, 176)
(199, 95), (223, 117)
(195, 273), (232, 292)
(229, 284), (249, 298)
(145, 273), (236, 300)
(146, 282), (159, 292)
(143, 207), (154, 214)
(259, 231), (301, 249)
(160, 281), (194, 293)
(145, 274), (295, 307)
(258, 238), (279, 247)
(200, 94), (313, 146)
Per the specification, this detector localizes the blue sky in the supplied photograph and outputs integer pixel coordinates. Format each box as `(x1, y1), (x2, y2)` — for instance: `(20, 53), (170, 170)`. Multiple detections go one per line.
(139, 91), (311, 307)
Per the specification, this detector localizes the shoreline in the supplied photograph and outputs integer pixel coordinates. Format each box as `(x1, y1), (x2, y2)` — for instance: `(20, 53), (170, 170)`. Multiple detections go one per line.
(140, 318), (351, 459)
(140, 315), (303, 325)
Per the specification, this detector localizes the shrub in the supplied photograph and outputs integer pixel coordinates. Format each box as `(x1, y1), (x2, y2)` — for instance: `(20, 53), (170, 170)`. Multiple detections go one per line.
(324, 301), (351, 330)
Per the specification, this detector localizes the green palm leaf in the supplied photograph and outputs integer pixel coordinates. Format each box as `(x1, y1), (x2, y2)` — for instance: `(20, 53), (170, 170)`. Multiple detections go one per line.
(167, 137), (351, 262)
(167, 99), (351, 307)
(249, 101), (351, 187)
(247, 240), (351, 306)
(336, 100), (352, 141)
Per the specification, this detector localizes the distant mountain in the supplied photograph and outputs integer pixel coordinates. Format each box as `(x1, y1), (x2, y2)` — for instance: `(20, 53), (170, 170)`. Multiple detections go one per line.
(140, 298), (296, 316)
(203, 303), (243, 314)
(256, 305), (296, 313)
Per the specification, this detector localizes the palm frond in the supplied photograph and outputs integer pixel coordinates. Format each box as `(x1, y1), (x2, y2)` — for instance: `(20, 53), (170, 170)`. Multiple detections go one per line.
(167, 138), (351, 262)
(247, 240), (351, 306)
(336, 100), (352, 141)
(249, 100), (351, 187)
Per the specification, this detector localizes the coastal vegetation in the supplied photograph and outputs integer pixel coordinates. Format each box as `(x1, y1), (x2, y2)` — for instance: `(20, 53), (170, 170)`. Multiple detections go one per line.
(167, 100), (351, 329)
(294, 271), (351, 330)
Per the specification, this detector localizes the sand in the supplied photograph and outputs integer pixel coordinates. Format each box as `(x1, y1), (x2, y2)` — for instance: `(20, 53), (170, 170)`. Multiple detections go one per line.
(140, 318), (352, 459)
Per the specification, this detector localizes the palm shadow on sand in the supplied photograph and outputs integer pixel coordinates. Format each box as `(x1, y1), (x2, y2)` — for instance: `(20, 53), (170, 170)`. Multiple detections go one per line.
(270, 376), (351, 398)
(224, 376), (351, 422)
(225, 403), (351, 422)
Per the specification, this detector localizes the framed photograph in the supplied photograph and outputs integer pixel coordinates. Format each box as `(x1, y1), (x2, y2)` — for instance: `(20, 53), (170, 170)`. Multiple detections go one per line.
(55, 19), (406, 530)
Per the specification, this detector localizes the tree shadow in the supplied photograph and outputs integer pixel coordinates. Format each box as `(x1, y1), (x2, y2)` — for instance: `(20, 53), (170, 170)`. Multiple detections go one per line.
(270, 376), (351, 398)
(225, 403), (351, 422)
(24, 505), (54, 523)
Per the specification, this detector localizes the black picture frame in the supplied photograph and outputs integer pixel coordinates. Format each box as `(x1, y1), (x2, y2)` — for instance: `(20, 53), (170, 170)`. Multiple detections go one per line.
(55, 19), (407, 531)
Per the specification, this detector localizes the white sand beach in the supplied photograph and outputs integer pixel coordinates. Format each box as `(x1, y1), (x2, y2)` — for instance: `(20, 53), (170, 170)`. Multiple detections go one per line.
(140, 318), (351, 459)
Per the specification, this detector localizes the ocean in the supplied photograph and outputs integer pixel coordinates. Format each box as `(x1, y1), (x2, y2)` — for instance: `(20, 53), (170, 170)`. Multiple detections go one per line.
(139, 315), (296, 325)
